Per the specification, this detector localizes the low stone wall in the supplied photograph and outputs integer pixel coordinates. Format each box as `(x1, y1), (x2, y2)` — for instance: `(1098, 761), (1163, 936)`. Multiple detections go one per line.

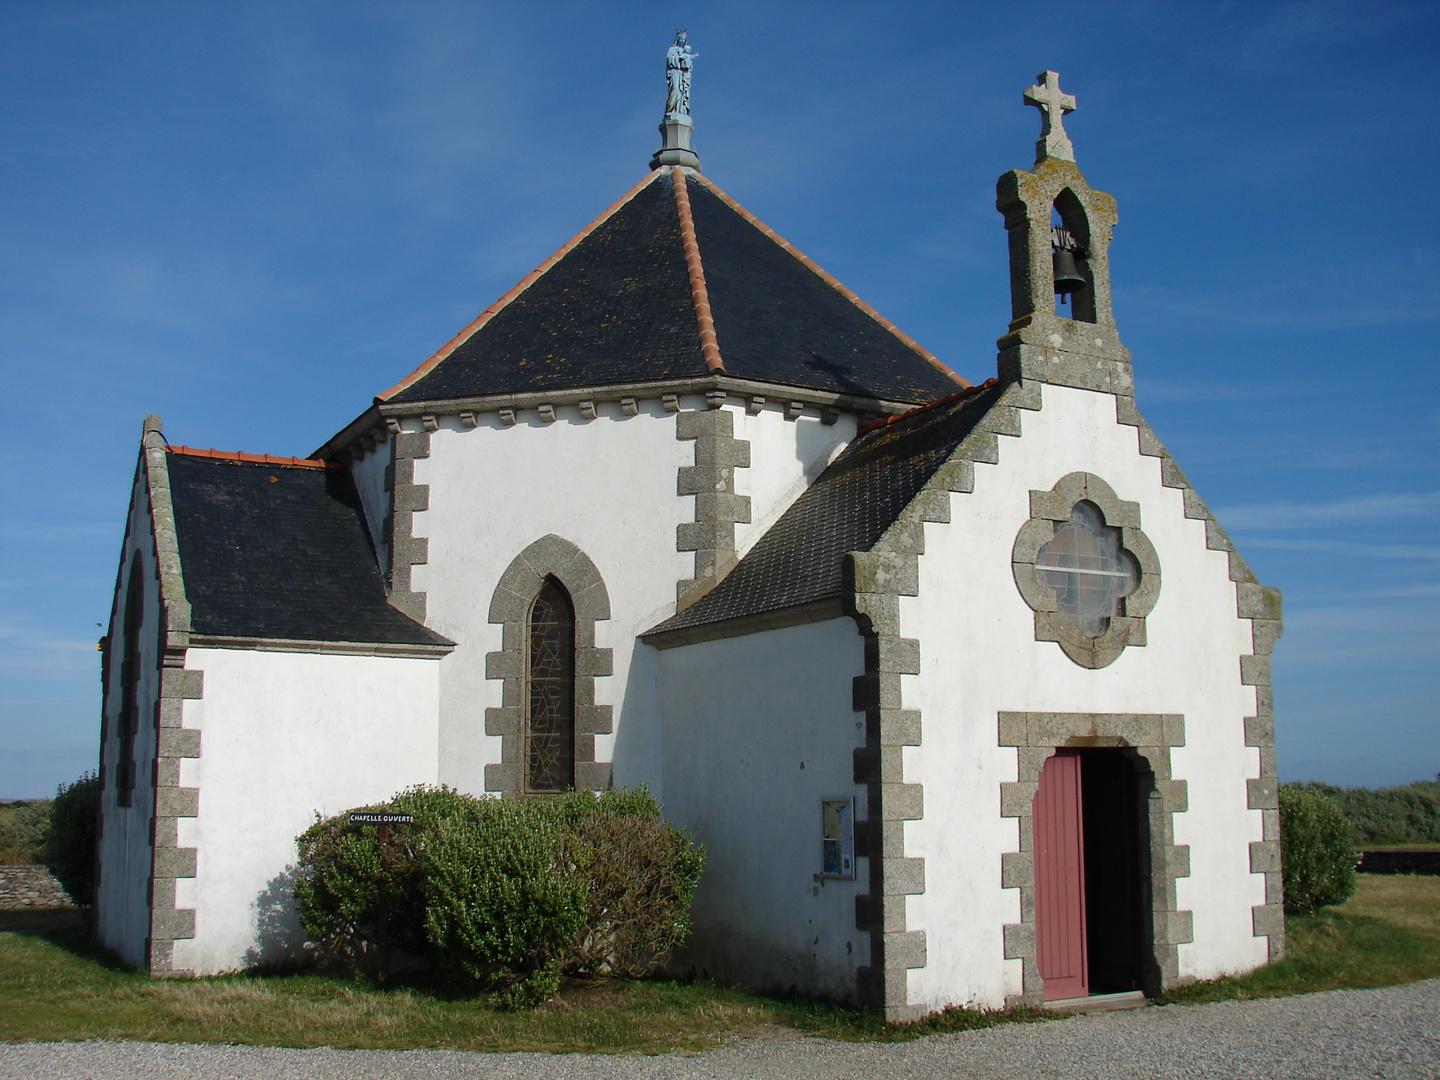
(1359, 849), (1440, 876)
(0, 865), (74, 908)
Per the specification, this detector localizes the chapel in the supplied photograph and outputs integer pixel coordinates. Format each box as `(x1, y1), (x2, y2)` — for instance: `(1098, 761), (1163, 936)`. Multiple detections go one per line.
(95, 49), (1284, 1017)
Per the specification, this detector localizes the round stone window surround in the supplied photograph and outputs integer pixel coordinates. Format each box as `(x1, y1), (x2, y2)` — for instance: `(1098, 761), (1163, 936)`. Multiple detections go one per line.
(1011, 471), (1160, 669)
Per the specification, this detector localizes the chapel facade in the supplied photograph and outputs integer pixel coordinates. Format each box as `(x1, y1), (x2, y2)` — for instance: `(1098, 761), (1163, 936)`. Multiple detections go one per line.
(95, 60), (1283, 1018)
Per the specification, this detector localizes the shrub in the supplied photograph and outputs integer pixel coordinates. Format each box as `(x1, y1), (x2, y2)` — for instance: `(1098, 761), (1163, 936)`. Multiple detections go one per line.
(293, 785), (705, 1001)
(43, 773), (99, 906)
(0, 800), (51, 865)
(422, 796), (587, 988)
(553, 789), (705, 977)
(294, 785), (478, 971)
(1279, 785), (1359, 915)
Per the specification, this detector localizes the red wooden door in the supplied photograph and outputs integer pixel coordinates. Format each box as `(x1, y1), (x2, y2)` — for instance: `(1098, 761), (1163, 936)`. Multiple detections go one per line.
(1034, 750), (1088, 1001)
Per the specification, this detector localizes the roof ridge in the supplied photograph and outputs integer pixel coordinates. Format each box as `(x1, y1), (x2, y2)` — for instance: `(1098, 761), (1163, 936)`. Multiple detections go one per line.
(167, 446), (342, 470)
(376, 170), (665, 403)
(688, 173), (971, 391)
(856, 377), (1000, 435)
(670, 168), (725, 373)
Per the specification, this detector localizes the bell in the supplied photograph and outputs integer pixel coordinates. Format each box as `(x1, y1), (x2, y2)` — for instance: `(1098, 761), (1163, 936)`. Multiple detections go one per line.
(1052, 247), (1086, 296)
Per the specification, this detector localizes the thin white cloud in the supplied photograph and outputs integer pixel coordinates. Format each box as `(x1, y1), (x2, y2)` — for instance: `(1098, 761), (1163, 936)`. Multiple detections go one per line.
(1219, 492), (1440, 531)
(1235, 537), (1440, 560)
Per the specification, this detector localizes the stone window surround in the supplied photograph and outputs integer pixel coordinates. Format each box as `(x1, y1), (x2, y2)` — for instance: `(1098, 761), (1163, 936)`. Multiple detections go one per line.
(484, 535), (614, 797)
(997, 710), (1192, 1005)
(1011, 471), (1160, 669)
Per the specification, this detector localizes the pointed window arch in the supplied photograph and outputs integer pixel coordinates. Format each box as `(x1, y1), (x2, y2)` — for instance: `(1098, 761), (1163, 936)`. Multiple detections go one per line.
(115, 559), (145, 807)
(486, 536), (613, 798)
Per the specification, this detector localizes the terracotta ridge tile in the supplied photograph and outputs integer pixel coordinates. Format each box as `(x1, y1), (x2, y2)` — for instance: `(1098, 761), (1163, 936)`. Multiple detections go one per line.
(856, 377), (999, 435)
(688, 173), (971, 390)
(166, 445), (342, 470)
(375, 170), (665, 402)
(671, 168), (725, 373)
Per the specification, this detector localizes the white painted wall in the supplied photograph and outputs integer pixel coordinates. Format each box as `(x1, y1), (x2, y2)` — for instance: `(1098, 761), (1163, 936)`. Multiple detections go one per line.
(657, 618), (870, 1001)
(96, 458), (164, 970)
(172, 647), (440, 975)
(902, 383), (1266, 1011)
(349, 438), (392, 573)
(731, 403), (854, 558)
(410, 399), (694, 799)
(411, 398), (858, 801)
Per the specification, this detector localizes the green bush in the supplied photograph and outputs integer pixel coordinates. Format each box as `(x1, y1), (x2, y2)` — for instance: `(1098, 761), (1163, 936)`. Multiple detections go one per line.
(1289, 778), (1440, 846)
(1280, 785), (1359, 915)
(553, 789), (705, 977)
(422, 796), (587, 988)
(0, 800), (51, 865)
(294, 785), (480, 970)
(43, 773), (99, 906)
(294, 785), (705, 1001)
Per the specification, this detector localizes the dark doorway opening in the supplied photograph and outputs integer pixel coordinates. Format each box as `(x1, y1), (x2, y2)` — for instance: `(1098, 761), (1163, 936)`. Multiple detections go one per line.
(1079, 750), (1148, 994)
(1033, 748), (1151, 1000)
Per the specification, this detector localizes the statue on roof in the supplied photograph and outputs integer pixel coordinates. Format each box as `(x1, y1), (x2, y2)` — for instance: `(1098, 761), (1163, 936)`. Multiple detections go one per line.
(665, 30), (697, 117)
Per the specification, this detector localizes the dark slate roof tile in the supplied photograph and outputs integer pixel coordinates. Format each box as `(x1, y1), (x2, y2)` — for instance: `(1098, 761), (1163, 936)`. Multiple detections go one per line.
(386, 169), (965, 407)
(685, 176), (961, 403)
(391, 173), (701, 402)
(166, 453), (451, 647)
(646, 384), (1006, 636)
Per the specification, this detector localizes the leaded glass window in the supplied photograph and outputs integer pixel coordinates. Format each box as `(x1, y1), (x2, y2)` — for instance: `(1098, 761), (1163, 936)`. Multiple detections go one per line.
(1036, 501), (1139, 639)
(116, 560), (144, 807)
(526, 577), (575, 793)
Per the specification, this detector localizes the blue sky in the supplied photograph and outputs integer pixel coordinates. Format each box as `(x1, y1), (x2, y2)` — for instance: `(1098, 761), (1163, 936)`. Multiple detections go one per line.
(1, 2), (1435, 797)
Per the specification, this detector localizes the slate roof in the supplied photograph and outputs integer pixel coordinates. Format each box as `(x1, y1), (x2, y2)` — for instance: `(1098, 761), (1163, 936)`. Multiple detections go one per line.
(382, 169), (965, 406)
(165, 450), (451, 647)
(645, 382), (1007, 638)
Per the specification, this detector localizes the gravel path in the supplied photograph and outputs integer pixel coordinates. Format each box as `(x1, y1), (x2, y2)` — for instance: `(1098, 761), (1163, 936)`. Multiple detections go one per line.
(3, 979), (1437, 1080)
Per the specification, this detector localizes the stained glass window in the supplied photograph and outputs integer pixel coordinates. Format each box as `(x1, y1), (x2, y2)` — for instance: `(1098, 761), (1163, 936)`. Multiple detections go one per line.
(1036, 501), (1139, 639)
(527, 577), (575, 793)
(116, 561), (144, 807)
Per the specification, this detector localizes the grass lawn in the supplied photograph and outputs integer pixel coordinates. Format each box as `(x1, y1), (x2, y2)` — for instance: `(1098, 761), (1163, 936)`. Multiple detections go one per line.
(0, 874), (1435, 1052)
(1158, 873), (1440, 1005)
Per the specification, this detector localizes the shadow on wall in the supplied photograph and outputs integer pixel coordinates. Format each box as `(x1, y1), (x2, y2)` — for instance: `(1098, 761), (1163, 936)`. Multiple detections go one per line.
(244, 866), (309, 970)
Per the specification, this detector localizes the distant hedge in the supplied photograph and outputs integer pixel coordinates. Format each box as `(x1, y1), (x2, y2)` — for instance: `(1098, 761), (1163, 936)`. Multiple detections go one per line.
(43, 773), (100, 906)
(1286, 777), (1440, 846)
(0, 800), (51, 865)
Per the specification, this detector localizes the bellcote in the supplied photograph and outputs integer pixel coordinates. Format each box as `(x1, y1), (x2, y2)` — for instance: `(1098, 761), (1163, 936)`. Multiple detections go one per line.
(995, 71), (1132, 393)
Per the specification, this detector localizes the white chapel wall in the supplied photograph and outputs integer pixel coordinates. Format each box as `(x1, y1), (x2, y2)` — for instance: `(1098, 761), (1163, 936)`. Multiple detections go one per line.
(409, 399), (696, 797)
(730, 403), (855, 558)
(656, 617), (870, 1001)
(171, 647), (440, 975)
(902, 383), (1266, 1011)
(349, 437), (392, 570)
(95, 461), (165, 969)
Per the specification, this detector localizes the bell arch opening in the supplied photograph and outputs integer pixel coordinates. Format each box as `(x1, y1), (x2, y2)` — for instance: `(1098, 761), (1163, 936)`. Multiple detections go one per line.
(1050, 189), (1096, 323)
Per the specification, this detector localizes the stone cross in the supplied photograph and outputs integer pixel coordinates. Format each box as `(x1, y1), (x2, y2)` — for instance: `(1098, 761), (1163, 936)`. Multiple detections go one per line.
(1024, 70), (1076, 163)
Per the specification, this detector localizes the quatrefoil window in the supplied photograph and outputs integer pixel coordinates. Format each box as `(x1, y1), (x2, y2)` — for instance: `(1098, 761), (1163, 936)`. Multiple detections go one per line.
(1036, 502), (1139, 639)
(1012, 473), (1160, 669)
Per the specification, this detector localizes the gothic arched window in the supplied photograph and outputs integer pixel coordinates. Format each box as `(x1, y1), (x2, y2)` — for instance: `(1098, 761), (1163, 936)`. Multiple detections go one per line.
(526, 577), (575, 793)
(116, 559), (144, 807)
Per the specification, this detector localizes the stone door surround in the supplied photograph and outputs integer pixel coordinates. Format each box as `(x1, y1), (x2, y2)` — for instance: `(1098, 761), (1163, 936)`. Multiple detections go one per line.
(998, 710), (1192, 1005)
